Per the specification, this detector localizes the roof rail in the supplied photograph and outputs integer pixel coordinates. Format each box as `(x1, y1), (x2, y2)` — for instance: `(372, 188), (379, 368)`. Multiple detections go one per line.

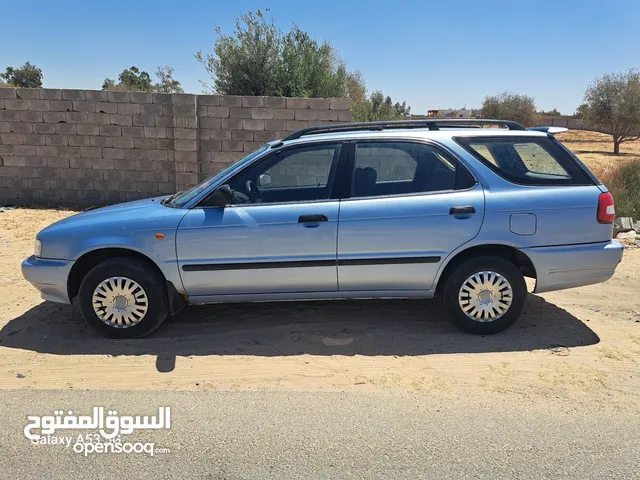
(280, 119), (526, 142)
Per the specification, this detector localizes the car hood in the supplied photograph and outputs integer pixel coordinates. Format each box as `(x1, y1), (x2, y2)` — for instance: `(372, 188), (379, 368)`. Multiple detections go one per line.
(39, 196), (188, 237)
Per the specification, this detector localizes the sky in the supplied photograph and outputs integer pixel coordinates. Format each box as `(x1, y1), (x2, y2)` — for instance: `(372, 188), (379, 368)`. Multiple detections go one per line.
(1, 0), (638, 115)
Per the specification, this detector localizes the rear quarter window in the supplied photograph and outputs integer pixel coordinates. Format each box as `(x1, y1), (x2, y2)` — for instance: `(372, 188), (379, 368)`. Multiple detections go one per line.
(454, 136), (592, 186)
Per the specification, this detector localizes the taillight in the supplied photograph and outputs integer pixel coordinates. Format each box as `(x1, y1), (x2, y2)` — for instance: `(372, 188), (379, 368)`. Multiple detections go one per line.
(597, 192), (615, 224)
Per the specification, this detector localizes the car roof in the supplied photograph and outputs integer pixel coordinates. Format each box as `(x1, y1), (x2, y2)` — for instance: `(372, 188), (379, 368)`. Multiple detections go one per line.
(276, 127), (548, 148)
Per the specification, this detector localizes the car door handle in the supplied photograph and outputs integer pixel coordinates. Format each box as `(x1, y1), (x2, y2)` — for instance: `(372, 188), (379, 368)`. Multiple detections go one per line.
(449, 206), (476, 215)
(298, 214), (328, 223)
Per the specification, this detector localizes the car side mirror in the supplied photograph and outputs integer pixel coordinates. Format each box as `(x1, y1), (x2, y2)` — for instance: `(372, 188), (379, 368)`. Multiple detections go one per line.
(258, 173), (272, 187)
(203, 184), (232, 207)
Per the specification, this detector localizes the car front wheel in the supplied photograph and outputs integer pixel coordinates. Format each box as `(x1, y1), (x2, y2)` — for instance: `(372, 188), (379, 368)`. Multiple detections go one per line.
(77, 257), (169, 338)
(442, 256), (527, 335)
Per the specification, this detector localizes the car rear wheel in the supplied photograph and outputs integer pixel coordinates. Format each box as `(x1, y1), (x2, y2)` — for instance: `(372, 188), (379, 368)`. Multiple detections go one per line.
(77, 257), (169, 338)
(441, 256), (527, 334)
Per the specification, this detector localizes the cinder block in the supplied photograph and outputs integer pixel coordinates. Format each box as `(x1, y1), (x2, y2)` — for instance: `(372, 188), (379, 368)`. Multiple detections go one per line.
(219, 96), (242, 107)
(134, 138), (157, 149)
(152, 93), (172, 104)
(265, 97), (286, 108)
(135, 160), (156, 171)
(295, 109), (318, 121)
(337, 110), (352, 122)
(125, 170), (146, 181)
(30, 178), (51, 189)
(77, 124), (99, 136)
(0, 133), (24, 144)
(80, 146), (102, 158)
(229, 107), (251, 119)
(173, 116), (197, 128)
(62, 90), (86, 101)
(107, 91), (130, 103)
(42, 111), (66, 123)
(141, 103), (163, 115)
(175, 140), (197, 151)
(117, 103), (141, 115)
(174, 128), (196, 140)
(130, 92), (153, 104)
(145, 171), (169, 183)
(65, 112), (88, 123)
(156, 139), (173, 150)
(221, 140), (244, 152)
(61, 190), (84, 202)
(264, 119), (287, 131)
(9, 122), (33, 134)
(198, 95), (220, 106)
(286, 120), (308, 131)
(68, 135), (91, 147)
(104, 170), (126, 181)
(172, 93), (196, 105)
(112, 137), (135, 149)
(124, 149), (147, 161)
(143, 126), (166, 139)
(232, 130), (253, 141)
(85, 90), (109, 102)
(95, 102), (118, 114)
(154, 115), (173, 128)
(16, 89), (40, 100)
(36, 146), (59, 156)
(0, 121), (10, 133)
(72, 101), (96, 112)
(330, 98), (351, 110)
(308, 98), (330, 110)
(253, 130), (279, 142)
(38, 167), (60, 178)
(102, 148), (125, 159)
(92, 158), (115, 170)
(49, 100), (73, 112)
(243, 141), (263, 152)
(5, 99), (28, 110)
(200, 140), (222, 151)
(242, 119), (265, 131)
(273, 109), (295, 120)
(0, 110), (21, 122)
(25, 156), (47, 167)
(2, 156), (26, 167)
(40, 89), (63, 101)
(176, 173), (198, 185)
(0, 187), (19, 199)
(58, 146), (82, 157)
(14, 145), (36, 156)
(83, 190), (105, 202)
(147, 150), (168, 161)
(175, 151), (197, 163)
(47, 157), (70, 168)
(20, 111), (43, 122)
(318, 110), (338, 121)
(251, 108), (274, 120)
(46, 136), (69, 147)
(110, 114), (133, 126)
(199, 117), (222, 129)
(0, 88), (17, 99)
(286, 98), (308, 109)
(133, 115), (155, 127)
(122, 126), (144, 138)
(205, 106), (229, 118)
(70, 158), (93, 169)
(41, 189), (62, 201)
(172, 105), (196, 116)
(90, 136), (112, 148)
(24, 134), (47, 146)
(86, 113), (111, 125)
(55, 123), (76, 135)
(241, 96), (264, 108)
(99, 125), (122, 137)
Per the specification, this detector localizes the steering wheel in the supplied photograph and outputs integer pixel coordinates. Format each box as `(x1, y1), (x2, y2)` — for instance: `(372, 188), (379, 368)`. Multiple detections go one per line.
(245, 180), (263, 203)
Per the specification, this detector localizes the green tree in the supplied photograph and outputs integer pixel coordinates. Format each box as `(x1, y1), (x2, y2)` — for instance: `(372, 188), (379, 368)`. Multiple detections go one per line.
(103, 66), (154, 92)
(195, 9), (346, 98)
(0, 61), (43, 88)
(582, 69), (640, 154)
(480, 91), (538, 127)
(155, 65), (184, 93)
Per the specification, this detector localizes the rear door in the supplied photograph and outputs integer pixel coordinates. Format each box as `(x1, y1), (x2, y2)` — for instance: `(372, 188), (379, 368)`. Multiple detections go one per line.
(337, 139), (484, 292)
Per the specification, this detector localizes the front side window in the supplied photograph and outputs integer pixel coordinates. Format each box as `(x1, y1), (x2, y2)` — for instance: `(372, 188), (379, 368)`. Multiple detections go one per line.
(227, 143), (342, 204)
(455, 136), (591, 185)
(349, 141), (473, 198)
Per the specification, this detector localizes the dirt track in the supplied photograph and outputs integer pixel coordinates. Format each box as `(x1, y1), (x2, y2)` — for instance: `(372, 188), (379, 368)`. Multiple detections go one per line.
(0, 207), (639, 414)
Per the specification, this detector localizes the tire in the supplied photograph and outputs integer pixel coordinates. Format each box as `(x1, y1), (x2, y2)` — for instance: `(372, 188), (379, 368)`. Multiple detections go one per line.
(77, 257), (169, 339)
(441, 255), (527, 335)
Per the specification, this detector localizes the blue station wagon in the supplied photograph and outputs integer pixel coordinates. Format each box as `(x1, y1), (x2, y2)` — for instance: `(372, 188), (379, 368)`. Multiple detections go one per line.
(22, 119), (623, 338)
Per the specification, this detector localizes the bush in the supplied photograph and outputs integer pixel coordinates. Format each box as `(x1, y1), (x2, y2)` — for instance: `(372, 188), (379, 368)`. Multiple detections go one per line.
(596, 158), (640, 218)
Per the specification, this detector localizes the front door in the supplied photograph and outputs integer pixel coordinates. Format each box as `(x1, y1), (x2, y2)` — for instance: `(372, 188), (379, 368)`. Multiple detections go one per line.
(177, 142), (344, 299)
(337, 140), (484, 293)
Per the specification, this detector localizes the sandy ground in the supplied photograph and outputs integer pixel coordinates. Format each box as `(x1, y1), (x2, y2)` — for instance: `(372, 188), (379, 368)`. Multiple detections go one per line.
(0, 130), (639, 413)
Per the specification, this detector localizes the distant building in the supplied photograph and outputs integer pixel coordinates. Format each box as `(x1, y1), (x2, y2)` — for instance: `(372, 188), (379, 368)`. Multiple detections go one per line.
(426, 108), (471, 118)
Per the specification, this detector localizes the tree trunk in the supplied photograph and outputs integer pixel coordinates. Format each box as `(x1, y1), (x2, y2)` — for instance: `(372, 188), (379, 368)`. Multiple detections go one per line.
(613, 139), (620, 155)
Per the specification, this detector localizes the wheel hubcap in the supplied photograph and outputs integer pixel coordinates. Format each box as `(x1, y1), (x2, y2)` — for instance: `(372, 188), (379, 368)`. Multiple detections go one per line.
(458, 271), (513, 323)
(92, 276), (148, 328)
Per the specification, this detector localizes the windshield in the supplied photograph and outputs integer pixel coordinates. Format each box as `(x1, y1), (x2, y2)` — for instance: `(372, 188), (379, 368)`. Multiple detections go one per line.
(165, 145), (270, 208)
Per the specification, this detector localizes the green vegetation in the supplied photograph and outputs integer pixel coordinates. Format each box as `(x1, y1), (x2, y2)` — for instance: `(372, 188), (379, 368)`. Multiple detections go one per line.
(582, 68), (640, 154)
(0, 61), (43, 88)
(597, 159), (640, 218)
(102, 65), (184, 93)
(480, 92), (538, 127)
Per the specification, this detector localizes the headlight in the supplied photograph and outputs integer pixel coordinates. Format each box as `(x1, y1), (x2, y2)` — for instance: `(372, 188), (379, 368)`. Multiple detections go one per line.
(34, 239), (42, 257)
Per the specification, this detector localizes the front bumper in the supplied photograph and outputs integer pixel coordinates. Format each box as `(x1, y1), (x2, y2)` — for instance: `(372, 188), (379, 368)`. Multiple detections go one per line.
(21, 255), (74, 304)
(524, 240), (624, 294)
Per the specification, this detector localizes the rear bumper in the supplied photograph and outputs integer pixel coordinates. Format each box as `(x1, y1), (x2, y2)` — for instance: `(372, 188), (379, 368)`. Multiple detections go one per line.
(21, 255), (74, 304)
(524, 241), (624, 294)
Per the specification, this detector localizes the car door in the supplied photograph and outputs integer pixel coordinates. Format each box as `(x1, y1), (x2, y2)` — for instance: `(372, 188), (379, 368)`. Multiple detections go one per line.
(176, 142), (344, 300)
(337, 139), (484, 293)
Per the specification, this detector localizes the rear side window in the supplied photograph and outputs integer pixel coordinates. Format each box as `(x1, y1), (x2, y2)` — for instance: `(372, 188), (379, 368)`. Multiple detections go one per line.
(455, 136), (592, 186)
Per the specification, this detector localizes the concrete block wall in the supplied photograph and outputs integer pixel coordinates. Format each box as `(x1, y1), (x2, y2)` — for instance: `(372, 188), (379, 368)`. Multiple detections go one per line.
(0, 88), (351, 206)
